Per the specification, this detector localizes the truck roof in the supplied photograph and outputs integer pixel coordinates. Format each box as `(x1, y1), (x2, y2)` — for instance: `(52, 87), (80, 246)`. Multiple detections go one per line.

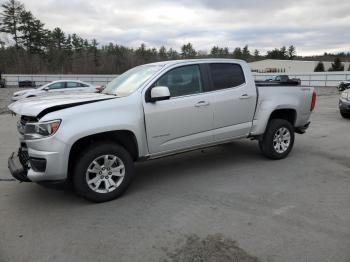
(147, 58), (246, 67)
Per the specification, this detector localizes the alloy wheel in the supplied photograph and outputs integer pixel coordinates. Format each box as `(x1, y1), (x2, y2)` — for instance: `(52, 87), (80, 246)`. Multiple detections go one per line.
(273, 127), (291, 154)
(85, 154), (125, 194)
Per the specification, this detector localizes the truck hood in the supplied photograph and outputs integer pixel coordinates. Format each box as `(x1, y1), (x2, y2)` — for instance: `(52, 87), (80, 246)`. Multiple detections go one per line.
(8, 93), (116, 117)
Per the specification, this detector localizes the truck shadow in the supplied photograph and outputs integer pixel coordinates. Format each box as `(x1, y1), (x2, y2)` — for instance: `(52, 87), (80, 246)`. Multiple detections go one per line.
(7, 140), (263, 206)
(130, 140), (263, 193)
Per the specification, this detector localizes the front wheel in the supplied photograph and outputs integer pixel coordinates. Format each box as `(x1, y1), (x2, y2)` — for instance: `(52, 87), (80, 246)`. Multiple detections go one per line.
(259, 119), (295, 160)
(73, 142), (134, 202)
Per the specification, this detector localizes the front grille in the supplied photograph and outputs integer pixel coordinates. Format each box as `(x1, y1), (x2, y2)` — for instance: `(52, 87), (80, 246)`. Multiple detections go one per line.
(20, 115), (37, 126)
(18, 115), (38, 135)
(18, 148), (29, 168)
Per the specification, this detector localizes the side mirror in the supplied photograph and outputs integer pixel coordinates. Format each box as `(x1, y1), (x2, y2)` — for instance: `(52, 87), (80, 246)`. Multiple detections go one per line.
(43, 87), (49, 91)
(150, 86), (170, 102)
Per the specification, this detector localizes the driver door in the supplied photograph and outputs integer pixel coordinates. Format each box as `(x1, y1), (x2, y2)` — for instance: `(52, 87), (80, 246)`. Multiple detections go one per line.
(143, 64), (214, 155)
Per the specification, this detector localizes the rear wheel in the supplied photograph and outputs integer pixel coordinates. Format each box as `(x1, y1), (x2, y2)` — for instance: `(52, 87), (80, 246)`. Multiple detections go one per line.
(259, 119), (295, 160)
(73, 142), (134, 202)
(340, 111), (350, 119)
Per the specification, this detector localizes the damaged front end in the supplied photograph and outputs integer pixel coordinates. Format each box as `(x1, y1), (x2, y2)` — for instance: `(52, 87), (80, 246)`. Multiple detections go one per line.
(7, 93), (117, 183)
(8, 115), (38, 182)
(8, 147), (31, 182)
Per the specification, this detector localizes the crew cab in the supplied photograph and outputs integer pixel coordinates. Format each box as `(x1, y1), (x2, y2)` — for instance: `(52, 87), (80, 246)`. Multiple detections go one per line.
(8, 59), (316, 202)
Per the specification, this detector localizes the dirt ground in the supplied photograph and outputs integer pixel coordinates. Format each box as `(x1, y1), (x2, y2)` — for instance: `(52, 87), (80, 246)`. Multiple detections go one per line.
(164, 234), (259, 262)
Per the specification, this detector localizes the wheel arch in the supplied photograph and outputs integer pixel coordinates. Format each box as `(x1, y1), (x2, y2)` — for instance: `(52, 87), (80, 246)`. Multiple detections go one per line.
(268, 108), (297, 126)
(67, 130), (139, 180)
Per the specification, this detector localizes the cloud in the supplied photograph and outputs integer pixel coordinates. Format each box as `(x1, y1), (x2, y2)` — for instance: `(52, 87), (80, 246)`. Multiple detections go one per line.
(4, 0), (350, 55)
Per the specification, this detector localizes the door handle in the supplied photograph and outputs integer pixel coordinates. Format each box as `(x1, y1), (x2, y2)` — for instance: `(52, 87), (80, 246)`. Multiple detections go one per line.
(239, 94), (251, 99)
(194, 101), (210, 107)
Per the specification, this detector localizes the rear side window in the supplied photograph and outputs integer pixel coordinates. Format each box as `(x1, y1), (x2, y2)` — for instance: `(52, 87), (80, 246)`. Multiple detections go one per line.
(209, 63), (245, 90)
(66, 82), (80, 88)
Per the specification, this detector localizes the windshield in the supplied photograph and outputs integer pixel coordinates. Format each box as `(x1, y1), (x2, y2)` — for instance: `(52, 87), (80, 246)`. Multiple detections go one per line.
(103, 65), (163, 96)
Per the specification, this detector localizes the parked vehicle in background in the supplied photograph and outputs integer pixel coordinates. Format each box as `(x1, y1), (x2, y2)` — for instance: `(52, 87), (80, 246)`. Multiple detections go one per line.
(8, 59), (316, 202)
(0, 72), (6, 88)
(265, 75), (288, 81)
(12, 80), (99, 101)
(337, 81), (350, 92)
(339, 90), (350, 118)
(265, 76), (274, 81)
(263, 75), (301, 86)
(18, 80), (36, 88)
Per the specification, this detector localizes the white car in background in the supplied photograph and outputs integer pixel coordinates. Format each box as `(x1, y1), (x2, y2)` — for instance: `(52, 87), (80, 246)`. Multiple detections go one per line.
(12, 80), (101, 101)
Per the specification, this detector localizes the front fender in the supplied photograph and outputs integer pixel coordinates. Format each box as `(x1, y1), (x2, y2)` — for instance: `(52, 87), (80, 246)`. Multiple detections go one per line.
(40, 94), (149, 159)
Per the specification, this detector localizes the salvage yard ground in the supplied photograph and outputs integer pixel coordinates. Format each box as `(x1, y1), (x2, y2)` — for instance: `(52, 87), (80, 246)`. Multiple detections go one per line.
(0, 88), (349, 262)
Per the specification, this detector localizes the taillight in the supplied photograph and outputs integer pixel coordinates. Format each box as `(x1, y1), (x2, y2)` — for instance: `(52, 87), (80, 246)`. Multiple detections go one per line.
(311, 91), (317, 111)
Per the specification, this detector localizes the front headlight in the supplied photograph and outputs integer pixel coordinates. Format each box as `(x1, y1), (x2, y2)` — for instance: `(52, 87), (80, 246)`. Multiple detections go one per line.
(341, 91), (350, 100)
(24, 120), (61, 140)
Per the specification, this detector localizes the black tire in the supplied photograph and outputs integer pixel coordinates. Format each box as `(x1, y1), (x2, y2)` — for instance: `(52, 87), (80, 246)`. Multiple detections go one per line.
(259, 119), (295, 160)
(73, 142), (134, 202)
(340, 111), (350, 119)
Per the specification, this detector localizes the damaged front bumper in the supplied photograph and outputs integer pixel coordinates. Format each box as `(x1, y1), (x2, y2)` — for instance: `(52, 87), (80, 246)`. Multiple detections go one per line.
(8, 149), (31, 182)
(8, 148), (66, 187)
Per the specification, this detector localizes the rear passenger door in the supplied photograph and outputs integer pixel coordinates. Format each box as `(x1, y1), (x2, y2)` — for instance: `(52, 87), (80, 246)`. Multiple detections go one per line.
(207, 63), (256, 141)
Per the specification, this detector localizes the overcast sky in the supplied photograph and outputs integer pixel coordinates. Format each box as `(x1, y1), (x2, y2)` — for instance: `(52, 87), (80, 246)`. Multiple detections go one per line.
(7, 0), (350, 55)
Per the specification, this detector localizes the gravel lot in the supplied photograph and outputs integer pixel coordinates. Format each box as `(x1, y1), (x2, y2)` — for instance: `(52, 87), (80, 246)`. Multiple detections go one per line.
(0, 88), (349, 262)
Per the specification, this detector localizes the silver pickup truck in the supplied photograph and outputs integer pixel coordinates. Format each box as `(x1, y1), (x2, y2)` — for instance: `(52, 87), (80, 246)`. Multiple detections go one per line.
(8, 59), (316, 202)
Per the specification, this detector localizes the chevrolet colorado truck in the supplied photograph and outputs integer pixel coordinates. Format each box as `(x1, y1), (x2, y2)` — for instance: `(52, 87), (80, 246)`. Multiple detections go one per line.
(8, 59), (316, 202)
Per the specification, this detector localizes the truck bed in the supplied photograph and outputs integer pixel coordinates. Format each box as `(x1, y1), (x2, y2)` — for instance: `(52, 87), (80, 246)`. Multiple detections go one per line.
(255, 80), (300, 87)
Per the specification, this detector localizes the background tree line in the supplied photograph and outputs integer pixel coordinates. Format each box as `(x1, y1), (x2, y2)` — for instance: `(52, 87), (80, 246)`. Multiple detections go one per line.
(0, 0), (349, 74)
(314, 58), (350, 72)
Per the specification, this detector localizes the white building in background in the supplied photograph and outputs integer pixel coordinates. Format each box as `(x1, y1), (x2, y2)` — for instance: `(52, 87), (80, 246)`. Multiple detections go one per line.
(249, 59), (350, 74)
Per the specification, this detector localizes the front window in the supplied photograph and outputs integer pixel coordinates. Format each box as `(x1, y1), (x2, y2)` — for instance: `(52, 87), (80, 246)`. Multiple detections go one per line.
(48, 82), (65, 90)
(103, 65), (163, 96)
(154, 65), (203, 97)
